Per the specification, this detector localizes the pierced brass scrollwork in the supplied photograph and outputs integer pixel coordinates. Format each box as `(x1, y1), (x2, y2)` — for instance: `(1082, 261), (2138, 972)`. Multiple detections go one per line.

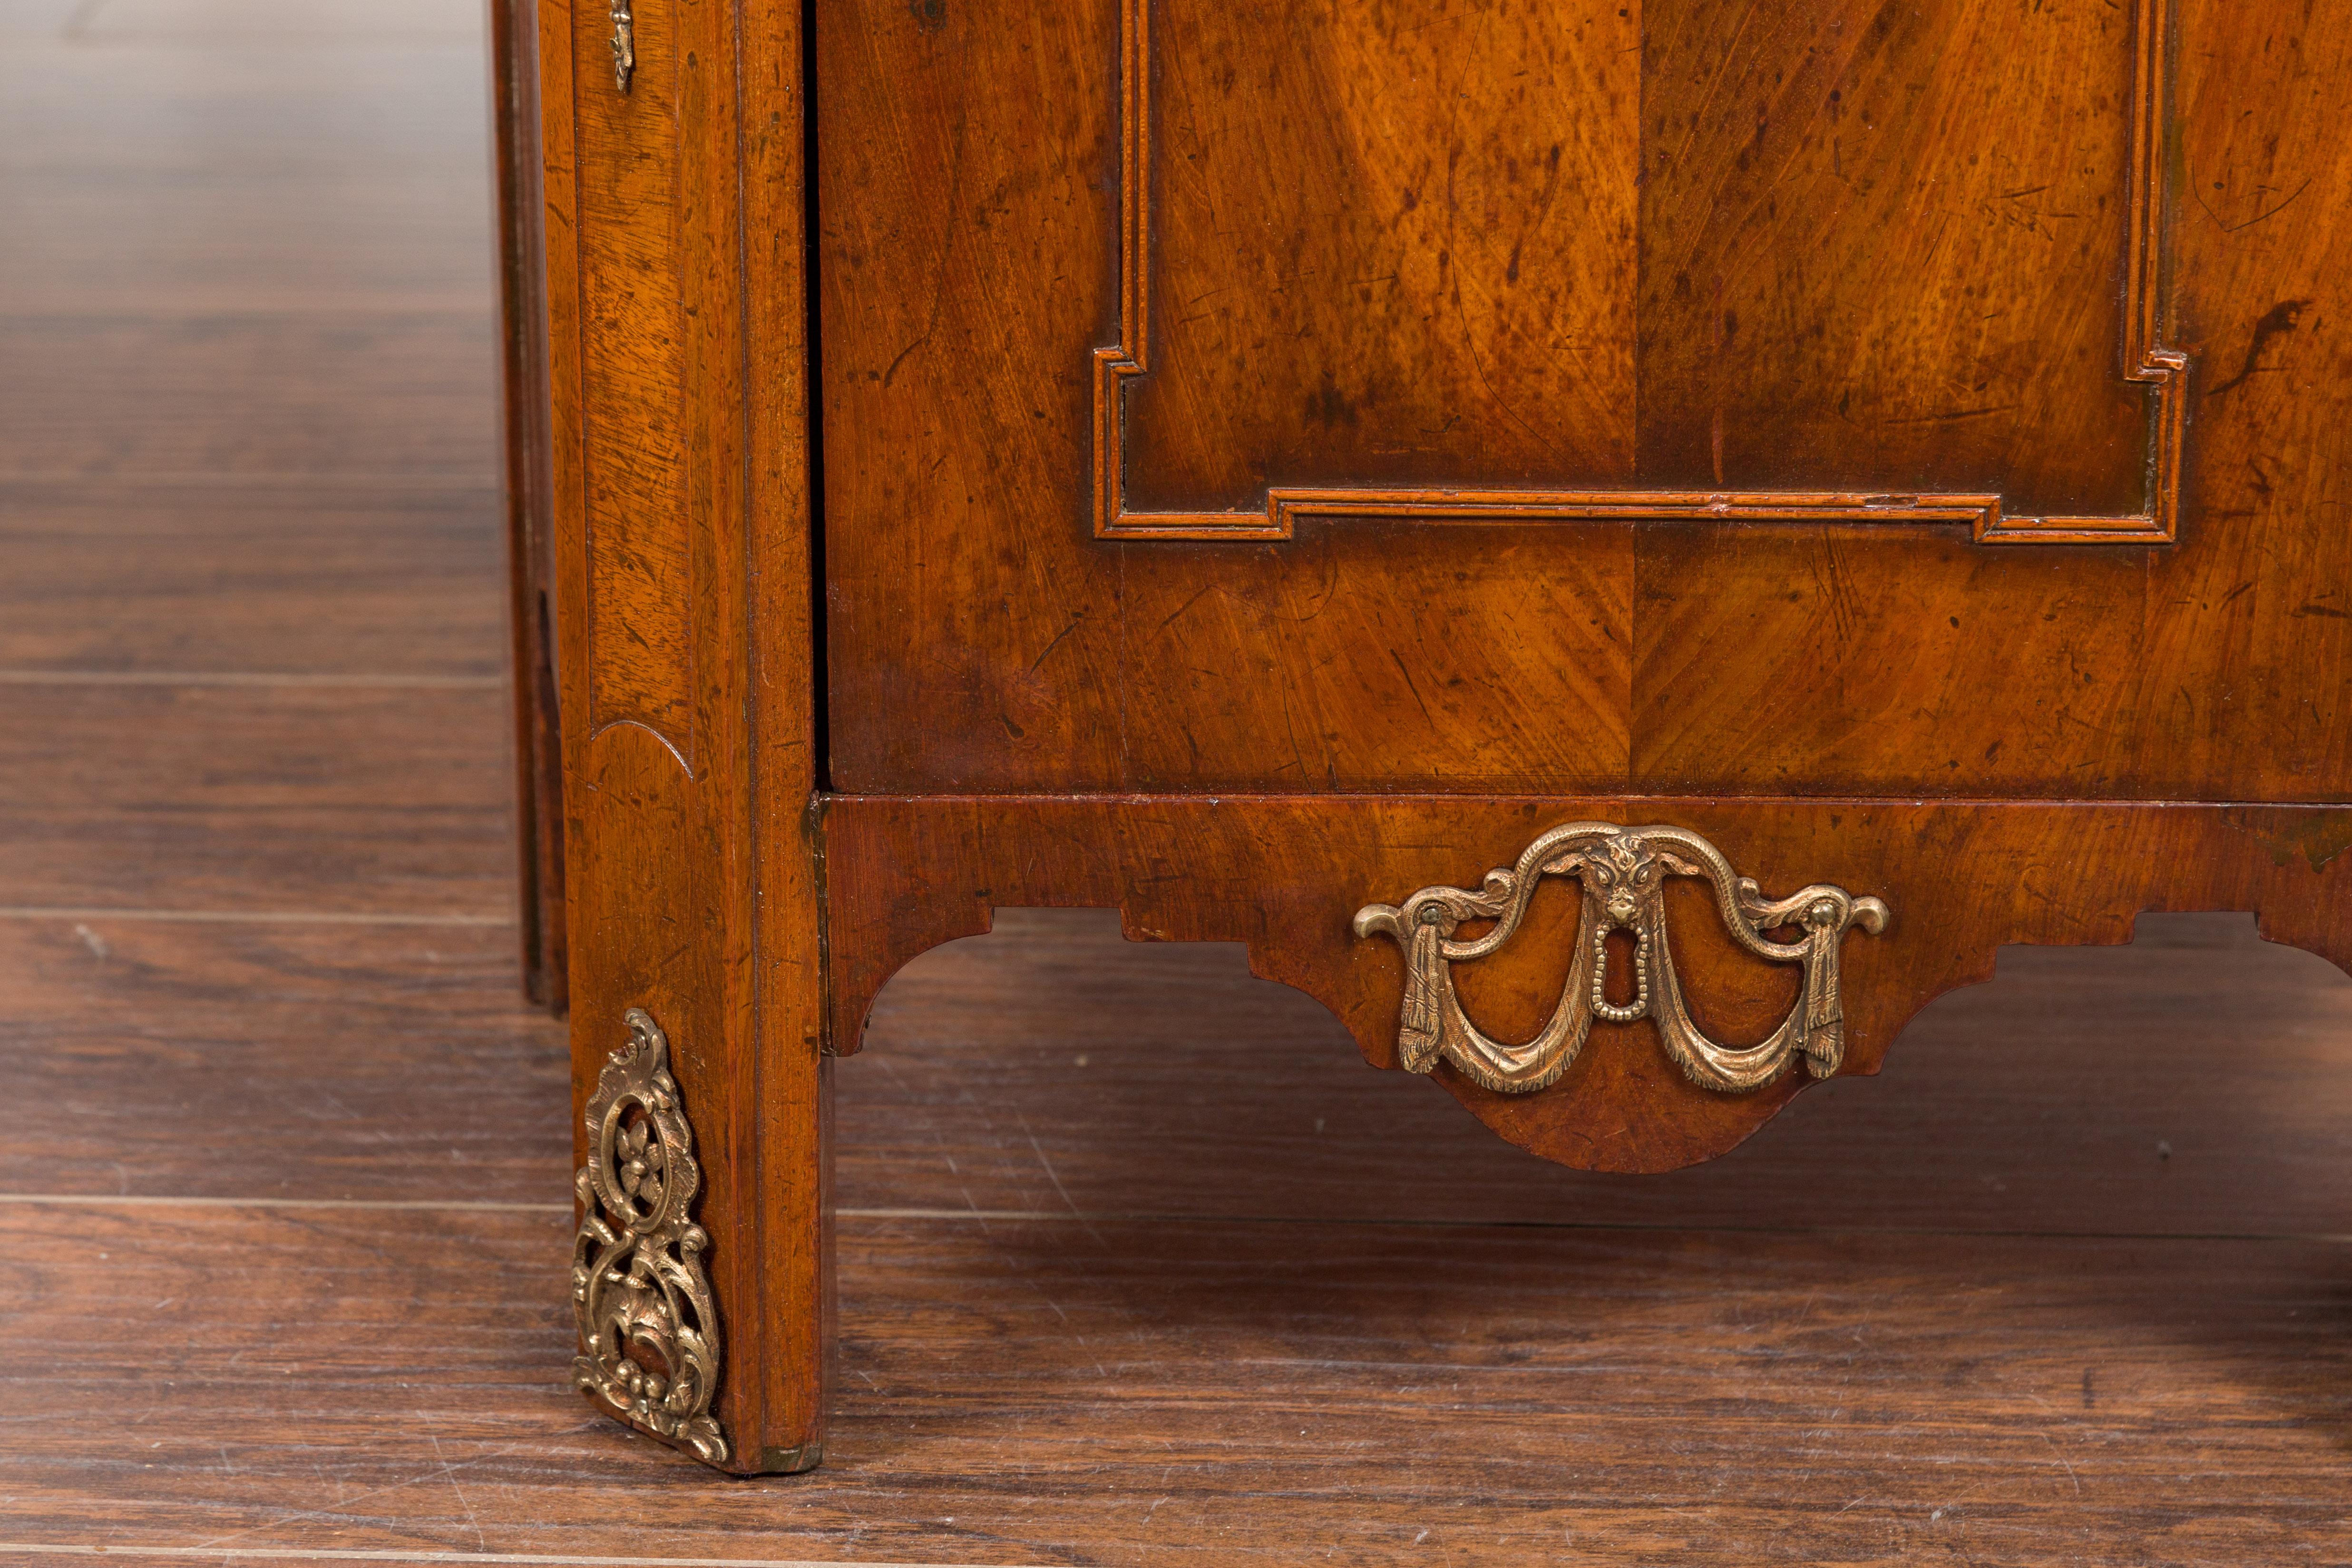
(572, 1008), (728, 1464)
(1355, 824), (1888, 1096)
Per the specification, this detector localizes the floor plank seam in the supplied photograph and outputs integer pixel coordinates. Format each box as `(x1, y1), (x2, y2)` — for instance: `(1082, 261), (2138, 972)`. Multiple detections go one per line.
(0, 474), (498, 491)
(1, 1194), (2344, 1244)
(0, 1195), (569, 1213)
(0, 907), (515, 927)
(832, 1208), (2352, 1244)
(0, 672), (507, 689)
(0, 1548), (1033, 1568)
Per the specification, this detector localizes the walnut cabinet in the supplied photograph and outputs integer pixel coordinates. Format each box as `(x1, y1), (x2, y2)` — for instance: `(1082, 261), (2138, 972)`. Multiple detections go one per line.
(529, 0), (2352, 1470)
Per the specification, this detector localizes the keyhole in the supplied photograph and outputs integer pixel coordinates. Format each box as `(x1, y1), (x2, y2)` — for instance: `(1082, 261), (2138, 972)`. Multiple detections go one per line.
(1600, 928), (1642, 1010)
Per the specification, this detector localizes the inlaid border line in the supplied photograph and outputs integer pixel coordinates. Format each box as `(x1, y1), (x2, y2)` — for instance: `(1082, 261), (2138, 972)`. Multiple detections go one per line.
(1093, 0), (2186, 545)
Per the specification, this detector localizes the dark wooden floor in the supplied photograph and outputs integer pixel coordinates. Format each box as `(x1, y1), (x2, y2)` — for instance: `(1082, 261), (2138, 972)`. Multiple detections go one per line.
(7, 1), (2352, 1562)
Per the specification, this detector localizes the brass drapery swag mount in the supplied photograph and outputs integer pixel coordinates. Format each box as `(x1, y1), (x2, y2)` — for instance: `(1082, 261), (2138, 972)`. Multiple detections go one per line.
(572, 1008), (728, 1464)
(1355, 824), (1889, 1095)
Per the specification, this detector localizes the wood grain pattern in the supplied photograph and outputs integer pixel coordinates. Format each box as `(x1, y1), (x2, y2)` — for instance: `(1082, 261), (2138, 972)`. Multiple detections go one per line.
(1100, 0), (1639, 533)
(0, 918), (567, 1202)
(542, 0), (827, 1470)
(0, 682), (514, 917)
(848, 907), (2352, 1240)
(2136, 0), (2352, 802)
(490, 0), (566, 1011)
(1637, 0), (2181, 543)
(739, 0), (836, 1480)
(823, 795), (2352, 1172)
(1114, 522), (1636, 790)
(566, 0), (695, 759)
(821, 0), (2350, 801)
(1630, 527), (2153, 795)
(1094, 0), (2182, 542)
(1641, 0), (2352, 801)
(0, 313), (497, 480)
(8, 1200), (2352, 1563)
(0, 480), (504, 675)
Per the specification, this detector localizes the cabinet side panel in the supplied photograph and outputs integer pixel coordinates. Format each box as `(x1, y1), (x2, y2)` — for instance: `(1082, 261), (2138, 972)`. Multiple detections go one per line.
(489, 0), (567, 1011)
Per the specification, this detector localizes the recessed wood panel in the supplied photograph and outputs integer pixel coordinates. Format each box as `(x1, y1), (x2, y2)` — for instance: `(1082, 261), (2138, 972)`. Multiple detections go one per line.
(1088, 0), (2183, 539)
(1120, 0), (1640, 515)
(571, 0), (693, 762)
(1638, 0), (2150, 518)
(2134, 0), (2352, 801)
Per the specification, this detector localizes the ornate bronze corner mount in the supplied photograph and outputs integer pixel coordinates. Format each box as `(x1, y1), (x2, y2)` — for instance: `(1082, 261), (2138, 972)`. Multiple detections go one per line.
(1354, 824), (1888, 1096)
(572, 1008), (728, 1465)
(609, 0), (634, 93)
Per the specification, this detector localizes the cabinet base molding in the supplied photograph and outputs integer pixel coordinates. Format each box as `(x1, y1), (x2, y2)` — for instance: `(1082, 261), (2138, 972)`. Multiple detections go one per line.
(821, 796), (2352, 1174)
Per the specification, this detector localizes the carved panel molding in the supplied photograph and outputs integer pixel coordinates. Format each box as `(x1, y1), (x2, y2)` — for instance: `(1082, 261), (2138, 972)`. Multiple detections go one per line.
(1093, 0), (2186, 545)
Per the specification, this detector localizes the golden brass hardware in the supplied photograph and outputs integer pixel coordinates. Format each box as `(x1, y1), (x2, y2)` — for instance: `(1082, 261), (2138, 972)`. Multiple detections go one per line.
(1356, 825), (1888, 1095)
(610, 0), (634, 93)
(572, 1008), (727, 1464)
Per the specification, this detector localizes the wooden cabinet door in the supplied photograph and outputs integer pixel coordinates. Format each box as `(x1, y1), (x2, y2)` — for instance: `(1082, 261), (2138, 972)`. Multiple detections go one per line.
(819, 0), (2351, 805)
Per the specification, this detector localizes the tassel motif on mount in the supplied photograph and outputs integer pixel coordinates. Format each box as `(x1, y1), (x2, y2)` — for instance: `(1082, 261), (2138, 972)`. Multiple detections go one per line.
(1355, 825), (1888, 1097)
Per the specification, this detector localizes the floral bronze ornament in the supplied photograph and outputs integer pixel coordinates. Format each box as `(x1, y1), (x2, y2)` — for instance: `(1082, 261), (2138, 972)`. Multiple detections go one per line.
(1354, 824), (1889, 1096)
(572, 1008), (728, 1464)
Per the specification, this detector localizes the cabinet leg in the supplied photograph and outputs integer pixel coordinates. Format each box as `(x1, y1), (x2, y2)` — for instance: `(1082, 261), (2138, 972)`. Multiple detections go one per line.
(569, 1003), (831, 1474)
(747, 1046), (832, 1474)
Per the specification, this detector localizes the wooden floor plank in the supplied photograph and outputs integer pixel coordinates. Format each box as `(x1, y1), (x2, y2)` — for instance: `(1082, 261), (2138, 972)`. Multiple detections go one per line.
(17, 896), (2344, 1242)
(842, 909), (2352, 1241)
(0, 313), (495, 481)
(0, 0), (82, 35)
(0, 1202), (2345, 1564)
(0, 918), (565, 1203)
(0, 683), (512, 916)
(0, 39), (491, 181)
(77, 0), (483, 39)
(3, 175), (495, 315)
(2, 32), (491, 319)
(0, 481), (503, 676)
